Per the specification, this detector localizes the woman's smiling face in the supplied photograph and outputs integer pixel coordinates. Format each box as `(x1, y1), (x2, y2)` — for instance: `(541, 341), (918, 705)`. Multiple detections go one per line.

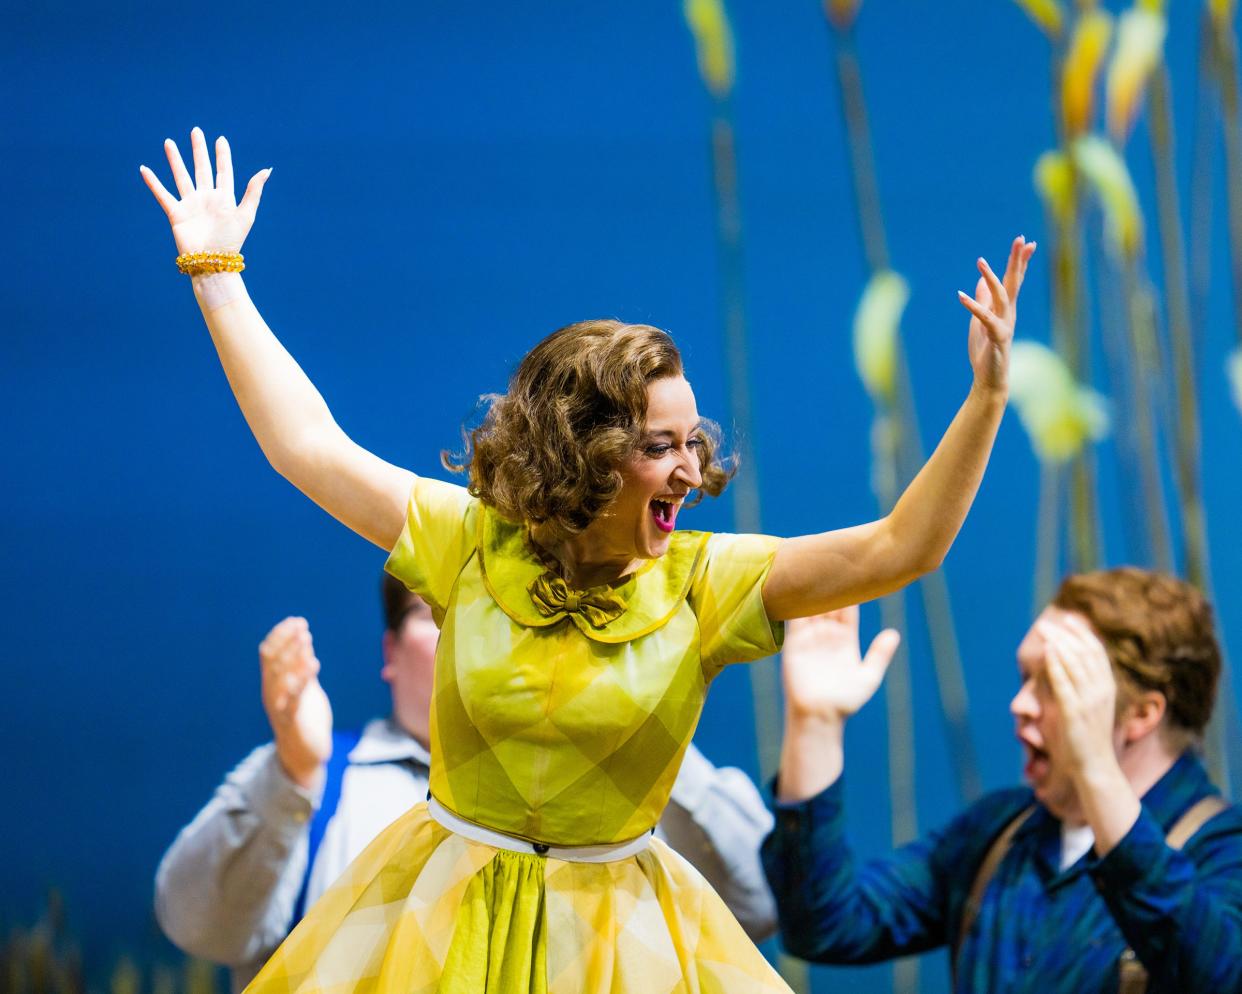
(594, 375), (706, 561)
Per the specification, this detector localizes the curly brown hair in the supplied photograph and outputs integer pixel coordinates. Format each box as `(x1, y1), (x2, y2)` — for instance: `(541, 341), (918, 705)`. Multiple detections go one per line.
(444, 319), (734, 533)
(1052, 567), (1221, 741)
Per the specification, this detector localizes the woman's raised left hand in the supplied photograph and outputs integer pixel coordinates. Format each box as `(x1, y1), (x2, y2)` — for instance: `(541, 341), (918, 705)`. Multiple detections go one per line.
(958, 235), (1037, 394)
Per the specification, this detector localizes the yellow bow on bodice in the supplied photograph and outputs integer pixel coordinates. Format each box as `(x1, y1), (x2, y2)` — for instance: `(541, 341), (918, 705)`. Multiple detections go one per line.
(527, 572), (629, 630)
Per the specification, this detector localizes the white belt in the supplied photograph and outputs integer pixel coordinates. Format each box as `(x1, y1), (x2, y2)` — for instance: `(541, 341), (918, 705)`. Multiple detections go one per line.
(427, 797), (652, 863)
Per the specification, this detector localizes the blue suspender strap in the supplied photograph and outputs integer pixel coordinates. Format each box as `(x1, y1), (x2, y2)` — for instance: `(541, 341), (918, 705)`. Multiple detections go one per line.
(291, 728), (362, 924)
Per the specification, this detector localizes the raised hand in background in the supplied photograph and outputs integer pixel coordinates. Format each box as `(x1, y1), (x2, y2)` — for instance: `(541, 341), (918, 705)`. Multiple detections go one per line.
(776, 606), (900, 803)
(259, 617), (333, 789)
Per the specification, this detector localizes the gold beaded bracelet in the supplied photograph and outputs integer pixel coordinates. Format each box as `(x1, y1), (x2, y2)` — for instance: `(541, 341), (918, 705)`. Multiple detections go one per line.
(175, 251), (245, 276)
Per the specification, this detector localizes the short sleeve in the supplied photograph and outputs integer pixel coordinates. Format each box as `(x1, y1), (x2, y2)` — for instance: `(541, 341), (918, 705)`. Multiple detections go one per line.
(384, 477), (479, 622)
(689, 532), (784, 677)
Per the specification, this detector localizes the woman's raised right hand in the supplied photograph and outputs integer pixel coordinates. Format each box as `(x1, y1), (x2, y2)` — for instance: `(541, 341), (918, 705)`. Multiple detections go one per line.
(140, 127), (271, 256)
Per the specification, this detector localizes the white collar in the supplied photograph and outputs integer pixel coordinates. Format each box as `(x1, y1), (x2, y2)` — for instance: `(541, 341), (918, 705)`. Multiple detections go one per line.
(1059, 820), (1095, 871)
(347, 717), (431, 768)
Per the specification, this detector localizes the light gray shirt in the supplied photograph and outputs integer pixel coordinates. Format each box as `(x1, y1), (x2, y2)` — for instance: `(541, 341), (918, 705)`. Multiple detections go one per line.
(154, 718), (776, 990)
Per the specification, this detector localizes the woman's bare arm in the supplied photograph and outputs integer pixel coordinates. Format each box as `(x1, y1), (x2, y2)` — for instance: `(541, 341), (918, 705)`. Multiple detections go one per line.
(142, 129), (412, 549)
(762, 237), (1036, 621)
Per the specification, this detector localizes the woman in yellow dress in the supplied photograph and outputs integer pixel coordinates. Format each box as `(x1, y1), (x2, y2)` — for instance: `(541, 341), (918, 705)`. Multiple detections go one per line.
(140, 129), (1035, 993)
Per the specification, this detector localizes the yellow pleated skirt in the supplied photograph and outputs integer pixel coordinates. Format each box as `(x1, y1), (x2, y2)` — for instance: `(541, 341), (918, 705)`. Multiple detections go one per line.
(243, 801), (792, 994)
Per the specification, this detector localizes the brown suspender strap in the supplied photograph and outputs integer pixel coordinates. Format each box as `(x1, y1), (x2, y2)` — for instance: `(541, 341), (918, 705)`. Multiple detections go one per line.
(1117, 948), (1148, 994)
(952, 805), (1035, 984)
(1165, 795), (1228, 849)
(1116, 794), (1228, 994)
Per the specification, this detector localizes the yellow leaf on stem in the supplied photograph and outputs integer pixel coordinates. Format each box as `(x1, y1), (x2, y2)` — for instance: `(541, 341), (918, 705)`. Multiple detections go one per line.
(1034, 150), (1076, 225)
(1072, 134), (1144, 258)
(1010, 341), (1111, 462)
(1012, 0), (1066, 38)
(684, 0), (735, 99)
(852, 270), (909, 405)
(1209, 0), (1237, 31)
(1106, 6), (1167, 143)
(1062, 10), (1114, 137)
(1228, 348), (1242, 415)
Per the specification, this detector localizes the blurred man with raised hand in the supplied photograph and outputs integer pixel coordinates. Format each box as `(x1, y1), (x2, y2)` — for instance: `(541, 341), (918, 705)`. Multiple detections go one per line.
(156, 574), (779, 991)
(763, 568), (1242, 993)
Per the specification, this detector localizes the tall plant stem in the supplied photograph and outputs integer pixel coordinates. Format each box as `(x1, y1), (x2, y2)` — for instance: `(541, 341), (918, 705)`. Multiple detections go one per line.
(881, 585), (918, 994)
(1196, 6), (1242, 796)
(1189, 9), (1217, 345)
(895, 359), (982, 802)
(834, 38), (889, 271)
(831, 25), (932, 992)
(1096, 239), (1157, 562)
(1121, 261), (1175, 571)
(1048, 32), (1103, 574)
(1212, 13), (1242, 350)
(1149, 67), (1211, 590)
(708, 99), (814, 994)
(1052, 206), (1102, 570)
(829, 23), (980, 811)
(1034, 461), (1062, 613)
(1149, 50), (1239, 793)
(872, 411), (919, 994)
(707, 108), (783, 787)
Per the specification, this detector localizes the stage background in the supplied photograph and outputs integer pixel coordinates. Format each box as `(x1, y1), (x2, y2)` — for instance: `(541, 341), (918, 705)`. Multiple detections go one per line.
(5, 2), (1240, 992)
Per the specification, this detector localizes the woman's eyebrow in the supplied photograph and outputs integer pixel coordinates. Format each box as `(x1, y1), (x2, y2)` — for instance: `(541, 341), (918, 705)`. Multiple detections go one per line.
(643, 422), (705, 440)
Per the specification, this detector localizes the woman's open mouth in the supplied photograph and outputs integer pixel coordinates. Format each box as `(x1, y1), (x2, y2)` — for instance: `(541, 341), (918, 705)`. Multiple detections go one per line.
(650, 499), (680, 534)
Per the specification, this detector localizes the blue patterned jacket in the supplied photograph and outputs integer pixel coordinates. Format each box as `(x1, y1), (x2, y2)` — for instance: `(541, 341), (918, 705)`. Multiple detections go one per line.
(761, 752), (1242, 992)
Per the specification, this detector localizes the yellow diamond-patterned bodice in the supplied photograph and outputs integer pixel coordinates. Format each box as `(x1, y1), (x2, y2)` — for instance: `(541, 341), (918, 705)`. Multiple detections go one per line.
(385, 477), (783, 847)
(245, 475), (795, 994)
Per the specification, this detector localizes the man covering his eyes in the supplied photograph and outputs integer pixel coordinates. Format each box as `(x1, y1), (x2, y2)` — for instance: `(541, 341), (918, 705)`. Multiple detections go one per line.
(764, 568), (1242, 993)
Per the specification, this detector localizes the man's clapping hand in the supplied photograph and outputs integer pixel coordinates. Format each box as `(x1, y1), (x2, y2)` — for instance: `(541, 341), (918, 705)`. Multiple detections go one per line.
(260, 617), (333, 789)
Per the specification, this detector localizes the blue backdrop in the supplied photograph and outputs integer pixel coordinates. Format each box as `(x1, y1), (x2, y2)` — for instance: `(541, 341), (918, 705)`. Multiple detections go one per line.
(5, 3), (1240, 993)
